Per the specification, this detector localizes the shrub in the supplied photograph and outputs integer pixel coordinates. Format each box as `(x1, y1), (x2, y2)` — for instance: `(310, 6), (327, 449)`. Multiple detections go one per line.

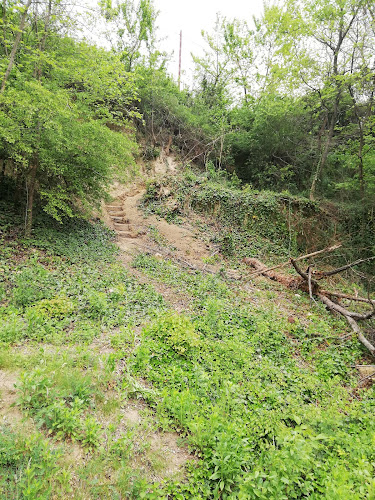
(143, 313), (201, 356)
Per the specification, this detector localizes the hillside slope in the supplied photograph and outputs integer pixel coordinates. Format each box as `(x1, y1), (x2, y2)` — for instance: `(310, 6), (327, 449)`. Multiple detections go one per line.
(0, 159), (375, 498)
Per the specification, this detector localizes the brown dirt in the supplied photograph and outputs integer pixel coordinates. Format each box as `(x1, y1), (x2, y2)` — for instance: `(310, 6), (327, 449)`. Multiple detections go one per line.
(103, 156), (216, 269)
(119, 400), (193, 481)
(0, 369), (23, 423)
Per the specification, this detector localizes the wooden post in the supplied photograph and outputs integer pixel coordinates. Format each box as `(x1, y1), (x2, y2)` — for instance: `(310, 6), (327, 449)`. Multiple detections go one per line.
(178, 30), (182, 90)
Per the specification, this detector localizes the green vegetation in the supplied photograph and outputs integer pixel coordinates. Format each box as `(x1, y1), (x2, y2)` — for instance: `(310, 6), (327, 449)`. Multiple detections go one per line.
(1, 201), (374, 498)
(0, 0), (374, 497)
(130, 258), (373, 498)
(142, 167), (374, 281)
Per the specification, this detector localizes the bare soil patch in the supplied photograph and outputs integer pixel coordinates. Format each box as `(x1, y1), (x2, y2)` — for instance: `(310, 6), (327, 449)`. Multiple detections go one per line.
(103, 157), (216, 270)
(0, 369), (22, 423)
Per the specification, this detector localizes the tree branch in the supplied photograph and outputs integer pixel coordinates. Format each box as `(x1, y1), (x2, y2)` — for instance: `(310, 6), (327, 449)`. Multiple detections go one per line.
(248, 244), (342, 277)
(316, 256), (375, 278)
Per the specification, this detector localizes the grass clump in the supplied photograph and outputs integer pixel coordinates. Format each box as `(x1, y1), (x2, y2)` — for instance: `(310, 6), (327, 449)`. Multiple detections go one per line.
(0, 425), (70, 499)
(15, 366), (102, 449)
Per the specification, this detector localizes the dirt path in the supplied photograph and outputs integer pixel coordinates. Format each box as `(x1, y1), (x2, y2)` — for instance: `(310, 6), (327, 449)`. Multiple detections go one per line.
(103, 156), (219, 270)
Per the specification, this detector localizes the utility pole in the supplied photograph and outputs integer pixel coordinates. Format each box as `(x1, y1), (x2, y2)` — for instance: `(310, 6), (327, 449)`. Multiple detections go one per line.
(178, 30), (182, 90)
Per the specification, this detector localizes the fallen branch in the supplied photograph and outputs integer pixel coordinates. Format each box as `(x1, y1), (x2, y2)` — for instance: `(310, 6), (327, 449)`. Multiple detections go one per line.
(133, 243), (241, 280)
(319, 294), (375, 356)
(358, 370), (375, 386)
(308, 266), (314, 302)
(291, 258), (319, 289)
(247, 244), (342, 278)
(315, 256), (375, 279)
(320, 290), (375, 306)
(245, 254), (375, 357)
(292, 259), (375, 321)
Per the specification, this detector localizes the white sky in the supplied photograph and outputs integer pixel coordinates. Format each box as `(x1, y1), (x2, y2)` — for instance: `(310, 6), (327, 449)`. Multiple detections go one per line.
(84, 0), (265, 85)
(152, 0), (265, 84)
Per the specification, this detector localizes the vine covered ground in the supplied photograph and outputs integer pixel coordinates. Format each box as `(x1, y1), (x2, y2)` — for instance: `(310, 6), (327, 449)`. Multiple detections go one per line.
(1, 165), (375, 499)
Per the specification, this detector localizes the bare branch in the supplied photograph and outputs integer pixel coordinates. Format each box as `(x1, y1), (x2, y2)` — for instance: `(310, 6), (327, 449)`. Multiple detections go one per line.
(317, 256), (375, 278)
(248, 244), (342, 277)
(320, 290), (375, 306)
(319, 294), (375, 356)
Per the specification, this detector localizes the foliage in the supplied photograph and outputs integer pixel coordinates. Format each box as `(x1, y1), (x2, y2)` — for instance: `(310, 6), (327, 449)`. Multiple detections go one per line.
(0, 6), (139, 234)
(0, 205), (165, 346)
(142, 169), (375, 280)
(0, 425), (69, 499)
(129, 253), (375, 498)
(225, 96), (313, 191)
(100, 0), (161, 72)
(142, 312), (201, 356)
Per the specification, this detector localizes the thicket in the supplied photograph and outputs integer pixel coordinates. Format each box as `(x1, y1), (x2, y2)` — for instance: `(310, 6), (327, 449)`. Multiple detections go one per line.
(1, 0), (373, 256)
(0, 0), (139, 236)
(142, 167), (375, 284)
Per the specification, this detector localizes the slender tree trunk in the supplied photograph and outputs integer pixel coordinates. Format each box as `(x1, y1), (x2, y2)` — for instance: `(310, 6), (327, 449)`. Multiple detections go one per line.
(33, 0), (52, 80)
(0, 0), (32, 93)
(2, 0), (8, 56)
(24, 1), (52, 236)
(348, 87), (370, 202)
(310, 97), (338, 201)
(25, 163), (37, 237)
(317, 114), (328, 152)
(0, 159), (5, 186)
(358, 132), (365, 201)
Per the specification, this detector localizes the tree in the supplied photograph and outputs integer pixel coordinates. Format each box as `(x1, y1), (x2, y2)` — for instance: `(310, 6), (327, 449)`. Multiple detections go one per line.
(0, 0), (33, 93)
(261, 0), (372, 199)
(222, 18), (255, 102)
(100, 0), (161, 72)
(0, 3), (139, 235)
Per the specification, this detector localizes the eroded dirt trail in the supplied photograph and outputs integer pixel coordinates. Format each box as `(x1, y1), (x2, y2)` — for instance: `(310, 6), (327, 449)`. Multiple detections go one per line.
(103, 156), (217, 270)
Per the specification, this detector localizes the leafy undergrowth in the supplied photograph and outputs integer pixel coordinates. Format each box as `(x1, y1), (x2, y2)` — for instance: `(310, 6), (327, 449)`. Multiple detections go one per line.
(141, 166), (324, 261)
(141, 166), (375, 283)
(0, 208), (178, 498)
(1, 202), (375, 498)
(131, 254), (374, 498)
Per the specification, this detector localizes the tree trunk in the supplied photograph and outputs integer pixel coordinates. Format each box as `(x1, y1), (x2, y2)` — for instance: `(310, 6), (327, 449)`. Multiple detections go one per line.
(33, 0), (52, 80)
(310, 98), (338, 201)
(2, 0), (8, 57)
(348, 85), (367, 201)
(25, 163), (37, 237)
(358, 132), (365, 201)
(0, 0), (32, 93)
(0, 159), (5, 180)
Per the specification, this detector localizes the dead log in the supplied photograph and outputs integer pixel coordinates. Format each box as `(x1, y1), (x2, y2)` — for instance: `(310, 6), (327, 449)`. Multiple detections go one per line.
(244, 254), (375, 357)
(247, 244), (342, 278)
(243, 257), (303, 288)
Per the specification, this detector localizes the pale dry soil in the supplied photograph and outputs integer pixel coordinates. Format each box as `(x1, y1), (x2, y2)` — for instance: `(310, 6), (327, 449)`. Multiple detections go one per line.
(0, 369), (21, 423)
(103, 155), (218, 271)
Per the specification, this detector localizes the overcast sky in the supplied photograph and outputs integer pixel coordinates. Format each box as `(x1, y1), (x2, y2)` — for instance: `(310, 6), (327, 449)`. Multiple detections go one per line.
(84, 0), (265, 85)
(152, 0), (265, 84)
